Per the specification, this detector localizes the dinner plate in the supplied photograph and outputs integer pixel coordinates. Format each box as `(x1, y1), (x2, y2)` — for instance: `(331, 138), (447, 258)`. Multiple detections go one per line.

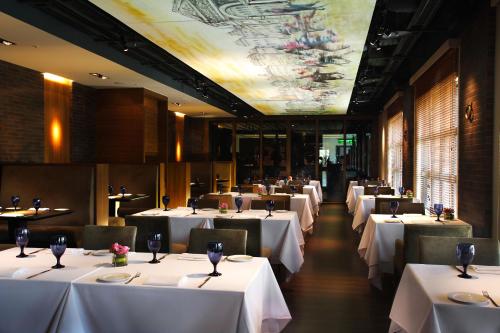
(200, 208), (217, 211)
(54, 208), (70, 211)
(227, 255), (253, 262)
(275, 210), (288, 213)
(447, 292), (489, 306)
(97, 273), (131, 283)
(91, 249), (113, 256)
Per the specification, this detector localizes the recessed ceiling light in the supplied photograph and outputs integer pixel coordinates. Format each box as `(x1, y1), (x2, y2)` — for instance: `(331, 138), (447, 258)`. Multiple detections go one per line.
(174, 102), (182, 107)
(1, 38), (15, 46)
(89, 73), (109, 80)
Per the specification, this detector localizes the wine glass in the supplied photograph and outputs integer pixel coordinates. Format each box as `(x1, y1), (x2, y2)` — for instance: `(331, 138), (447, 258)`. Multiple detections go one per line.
(265, 200), (275, 217)
(399, 186), (405, 198)
(265, 184), (271, 195)
(237, 185), (242, 196)
(389, 201), (399, 218)
(188, 198), (198, 215)
(456, 243), (475, 279)
(235, 196), (243, 213)
(147, 233), (162, 264)
(217, 183), (223, 195)
(373, 186), (379, 197)
(434, 203), (444, 222)
(108, 185), (114, 196)
(50, 235), (67, 269)
(32, 198), (41, 215)
(162, 195), (170, 211)
(291, 185), (297, 197)
(15, 227), (29, 258)
(11, 195), (20, 211)
(119, 185), (127, 198)
(207, 241), (223, 277)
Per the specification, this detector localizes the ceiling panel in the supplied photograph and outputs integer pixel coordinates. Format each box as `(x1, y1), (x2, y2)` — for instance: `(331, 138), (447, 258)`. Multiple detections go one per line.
(90, 0), (376, 115)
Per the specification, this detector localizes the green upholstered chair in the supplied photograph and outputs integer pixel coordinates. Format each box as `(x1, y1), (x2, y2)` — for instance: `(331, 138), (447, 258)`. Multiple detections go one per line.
(394, 223), (472, 275)
(117, 207), (149, 218)
(419, 236), (500, 266)
(187, 228), (247, 256)
(375, 198), (422, 214)
(365, 186), (394, 195)
(214, 218), (269, 257)
(125, 215), (169, 253)
(83, 225), (137, 251)
(274, 186), (290, 194)
(196, 199), (220, 209)
(250, 199), (287, 211)
(28, 226), (83, 248)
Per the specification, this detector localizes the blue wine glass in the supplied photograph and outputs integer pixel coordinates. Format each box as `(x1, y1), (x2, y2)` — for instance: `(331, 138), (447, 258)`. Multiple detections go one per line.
(389, 201), (399, 218)
(188, 198), (198, 215)
(235, 196), (243, 213)
(373, 186), (379, 197)
(217, 183), (223, 195)
(434, 203), (444, 222)
(399, 186), (405, 198)
(11, 195), (20, 211)
(207, 241), (223, 277)
(291, 185), (297, 197)
(50, 235), (67, 269)
(33, 198), (41, 215)
(237, 185), (242, 196)
(108, 185), (114, 196)
(265, 200), (275, 217)
(148, 233), (162, 264)
(265, 184), (271, 195)
(15, 227), (29, 258)
(119, 185), (127, 198)
(162, 195), (170, 211)
(456, 243), (475, 279)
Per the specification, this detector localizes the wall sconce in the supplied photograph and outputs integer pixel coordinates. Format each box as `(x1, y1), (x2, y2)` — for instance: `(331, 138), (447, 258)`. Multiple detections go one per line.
(464, 103), (473, 122)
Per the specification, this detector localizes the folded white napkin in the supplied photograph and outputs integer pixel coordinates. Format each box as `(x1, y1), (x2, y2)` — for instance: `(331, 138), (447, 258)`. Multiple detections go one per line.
(143, 275), (184, 287)
(177, 253), (207, 261)
(66, 248), (85, 255)
(0, 267), (45, 279)
(470, 265), (500, 274)
(403, 213), (424, 217)
(28, 207), (50, 211)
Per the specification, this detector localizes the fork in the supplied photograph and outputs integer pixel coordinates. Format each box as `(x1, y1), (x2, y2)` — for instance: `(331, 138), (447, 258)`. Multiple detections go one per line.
(125, 272), (141, 284)
(482, 290), (499, 307)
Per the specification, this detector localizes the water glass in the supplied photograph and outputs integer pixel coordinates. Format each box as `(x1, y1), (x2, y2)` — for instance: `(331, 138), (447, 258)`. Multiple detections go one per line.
(207, 241), (223, 277)
(235, 196), (243, 213)
(456, 243), (475, 279)
(162, 195), (170, 211)
(33, 198), (41, 215)
(434, 203), (444, 222)
(50, 235), (67, 269)
(15, 227), (29, 258)
(389, 201), (399, 218)
(147, 233), (162, 264)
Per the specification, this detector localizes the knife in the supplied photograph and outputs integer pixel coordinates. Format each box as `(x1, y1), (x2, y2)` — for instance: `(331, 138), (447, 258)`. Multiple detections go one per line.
(26, 268), (52, 279)
(28, 248), (46, 255)
(198, 276), (211, 288)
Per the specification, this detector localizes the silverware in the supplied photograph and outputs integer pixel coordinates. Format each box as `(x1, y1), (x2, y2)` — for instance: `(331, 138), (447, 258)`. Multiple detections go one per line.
(125, 272), (141, 284)
(158, 254), (169, 261)
(454, 266), (464, 274)
(26, 268), (52, 279)
(483, 290), (499, 307)
(28, 248), (46, 255)
(198, 276), (211, 288)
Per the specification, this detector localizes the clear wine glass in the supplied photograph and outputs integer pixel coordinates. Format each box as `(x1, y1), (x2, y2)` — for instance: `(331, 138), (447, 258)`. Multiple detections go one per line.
(389, 201), (399, 218)
(15, 227), (29, 258)
(162, 195), (170, 211)
(456, 243), (475, 279)
(50, 235), (67, 269)
(235, 196), (243, 213)
(32, 198), (41, 215)
(399, 186), (405, 198)
(11, 195), (20, 211)
(207, 241), (223, 277)
(148, 233), (162, 264)
(265, 200), (275, 217)
(119, 185), (127, 198)
(434, 203), (444, 222)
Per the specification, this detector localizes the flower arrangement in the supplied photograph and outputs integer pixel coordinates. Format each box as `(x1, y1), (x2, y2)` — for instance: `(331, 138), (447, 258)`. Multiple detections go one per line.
(111, 243), (129, 267)
(443, 208), (455, 220)
(406, 189), (414, 198)
(219, 202), (229, 214)
(257, 187), (264, 195)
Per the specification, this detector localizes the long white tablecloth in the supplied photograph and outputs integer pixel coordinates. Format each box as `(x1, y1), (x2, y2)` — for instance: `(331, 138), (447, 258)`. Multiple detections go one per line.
(358, 214), (468, 288)
(308, 180), (323, 203)
(0, 248), (290, 333)
(346, 185), (364, 214)
(134, 208), (304, 274)
(390, 264), (500, 333)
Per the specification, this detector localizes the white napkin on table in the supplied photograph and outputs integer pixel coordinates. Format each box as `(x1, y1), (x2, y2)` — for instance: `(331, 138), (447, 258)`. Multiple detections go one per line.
(177, 253), (207, 261)
(28, 208), (50, 212)
(143, 275), (185, 287)
(0, 267), (46, 279)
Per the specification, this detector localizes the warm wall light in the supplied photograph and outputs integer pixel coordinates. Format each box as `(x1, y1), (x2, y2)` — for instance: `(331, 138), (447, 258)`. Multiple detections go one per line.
(465, 103), (474, 122)
(43, 72), (73, 85)
(50, 118), (62, 148)
(175, 141), (182, 162)
(174, 111), (185, 118)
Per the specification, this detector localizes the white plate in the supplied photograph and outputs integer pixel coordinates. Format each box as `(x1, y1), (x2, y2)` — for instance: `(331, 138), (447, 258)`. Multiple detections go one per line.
(200, 208), (217, 211)
(54, 208), (70, 211)
(275, 210), (288, 213)
(1, 212), (24, 217)
(448, 292), (489, 306)
(91, 249), (113, 256)
(227, 255), (253, 262)
(97, 273), (131, 283)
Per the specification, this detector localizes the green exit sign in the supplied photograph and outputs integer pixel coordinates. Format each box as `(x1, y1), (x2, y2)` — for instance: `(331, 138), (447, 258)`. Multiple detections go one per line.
(338, 139), (354, 145)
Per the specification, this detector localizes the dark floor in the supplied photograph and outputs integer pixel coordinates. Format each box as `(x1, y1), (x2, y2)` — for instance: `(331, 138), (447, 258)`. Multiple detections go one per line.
(282, 204), (394, 333)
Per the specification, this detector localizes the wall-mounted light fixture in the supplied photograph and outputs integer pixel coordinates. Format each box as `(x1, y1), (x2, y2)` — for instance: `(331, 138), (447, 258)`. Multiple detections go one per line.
(43, 72), (73, 85)
(464, 103), (473, 122)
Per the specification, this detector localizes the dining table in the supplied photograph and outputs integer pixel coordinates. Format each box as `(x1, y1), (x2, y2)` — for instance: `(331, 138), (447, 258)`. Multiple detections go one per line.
(108, 193), (150, 217)
(389, 264), (500, 333)
(254, 184), (320, 214)
(0, 247), (291, 333)
(345, 185), (364, 214)
(308, 180), (323, 203)
(133, 207), (305, 274)
(358, 214), (469, 288)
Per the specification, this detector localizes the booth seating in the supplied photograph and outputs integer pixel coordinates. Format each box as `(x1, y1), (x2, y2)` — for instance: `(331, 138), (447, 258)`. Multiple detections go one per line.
(109, 164), (159, 209)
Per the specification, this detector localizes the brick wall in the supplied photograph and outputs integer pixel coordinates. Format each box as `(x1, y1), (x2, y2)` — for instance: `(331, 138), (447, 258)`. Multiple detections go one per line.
(458, 1), (496, 237)
(71, 83), (96, 163)
(0, 60), (44, 163)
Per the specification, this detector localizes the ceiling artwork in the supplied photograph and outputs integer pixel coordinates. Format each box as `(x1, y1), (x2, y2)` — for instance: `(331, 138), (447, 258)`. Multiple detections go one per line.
(91, 0), (376, 115)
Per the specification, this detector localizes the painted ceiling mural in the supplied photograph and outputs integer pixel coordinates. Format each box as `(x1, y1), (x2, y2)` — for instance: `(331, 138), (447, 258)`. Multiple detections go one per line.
(91, 0), (376, 115)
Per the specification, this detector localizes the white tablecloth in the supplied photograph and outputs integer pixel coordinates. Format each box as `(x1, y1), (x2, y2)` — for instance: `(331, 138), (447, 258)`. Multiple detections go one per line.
(302, 185), (320, 215)
(308, 180), (323, 202)
(135, 208), (304, 274)
(346, 185), (364, 214)
(357, 214), (466, 288)
(390, 264), (500, 333)
(59, 252), (290, 333)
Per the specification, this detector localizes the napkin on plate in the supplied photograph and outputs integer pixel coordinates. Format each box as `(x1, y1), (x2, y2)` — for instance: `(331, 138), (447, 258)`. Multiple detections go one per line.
(28, 208), (50, 212)
(177, 253), (207, 261)
(470, 265), (500, 275)
(142, 275), (185, 287)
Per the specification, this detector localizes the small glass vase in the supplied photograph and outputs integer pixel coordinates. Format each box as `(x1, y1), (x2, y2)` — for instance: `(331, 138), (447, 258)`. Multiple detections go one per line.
(112, 253), (128, 267)
(445, 213), (454, 220)
(219, 208), (228, 214)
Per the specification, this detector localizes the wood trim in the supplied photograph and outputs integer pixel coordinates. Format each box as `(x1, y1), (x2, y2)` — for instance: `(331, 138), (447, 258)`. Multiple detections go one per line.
(384, 91), (404, 111)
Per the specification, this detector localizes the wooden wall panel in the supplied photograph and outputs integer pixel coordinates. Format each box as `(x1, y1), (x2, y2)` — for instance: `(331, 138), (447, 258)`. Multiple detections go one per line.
(44, 79), (71, 163)
(144, 95), (159, 158)
(213, 161), (233, 192)
(95, 163), (109, 225)
(165, 162), (191, 208)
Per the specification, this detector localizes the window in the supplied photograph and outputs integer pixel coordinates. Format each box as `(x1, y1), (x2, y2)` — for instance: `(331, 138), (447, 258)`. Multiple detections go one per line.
(414, 49), (458, 213)
(387, 112), (403, 190)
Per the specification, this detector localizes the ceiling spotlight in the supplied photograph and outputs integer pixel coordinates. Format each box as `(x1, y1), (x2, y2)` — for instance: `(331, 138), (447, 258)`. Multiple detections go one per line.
(174, 102), (182, 107)
(89, 73), (109, 80)
(201, 86), (209, 99)
(1, 38), (15, 46)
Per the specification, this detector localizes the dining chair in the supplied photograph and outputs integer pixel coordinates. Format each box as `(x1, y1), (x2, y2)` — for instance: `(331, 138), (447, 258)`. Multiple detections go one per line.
(378, 202), (425, 215)
(83, 225), (137, 252)
(418, 236), (500, 266)
(359, 180), (382, 186)
(261, 194), (291, 210)
(250, 199), (287, 211)
(196, 199), (220, 209)
(204, 194), (232, 207)
(364, 186), (394, 195)
(187, 228), (247, 256)
(275, 186), (290, 194)
(125, 216), (169, 253)
(214, 218), (271, 257)
(374, 197), (413, 214)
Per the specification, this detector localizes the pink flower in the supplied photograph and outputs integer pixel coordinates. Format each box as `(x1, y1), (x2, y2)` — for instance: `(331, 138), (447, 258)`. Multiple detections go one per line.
(111, 242), (129, 255)
(219, 203), (228, 209)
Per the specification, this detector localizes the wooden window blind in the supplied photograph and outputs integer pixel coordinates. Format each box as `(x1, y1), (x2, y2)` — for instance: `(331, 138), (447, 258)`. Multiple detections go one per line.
(414, 49), (458, 213)
(388, 112), (403, 190)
